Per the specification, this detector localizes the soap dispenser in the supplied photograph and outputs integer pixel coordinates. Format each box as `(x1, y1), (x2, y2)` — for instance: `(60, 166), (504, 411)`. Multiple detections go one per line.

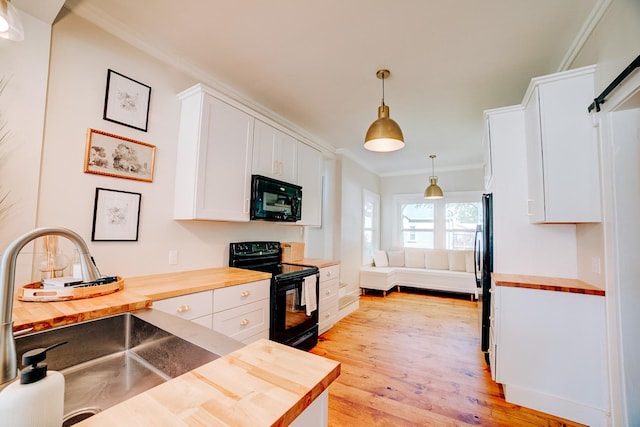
(0, 341), (67, 427)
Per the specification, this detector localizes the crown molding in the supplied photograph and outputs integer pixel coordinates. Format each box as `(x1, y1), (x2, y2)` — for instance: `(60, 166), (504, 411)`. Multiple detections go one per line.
(557, 0), (614, 71)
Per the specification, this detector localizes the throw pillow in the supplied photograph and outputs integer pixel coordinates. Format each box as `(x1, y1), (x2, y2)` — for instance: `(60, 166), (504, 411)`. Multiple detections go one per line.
(425, 249), (449, 270)
(448, 250), (466, 271)
(373, 250), (389, 267)
(405, 248), (426, 268)
(387, 250), (405, 267)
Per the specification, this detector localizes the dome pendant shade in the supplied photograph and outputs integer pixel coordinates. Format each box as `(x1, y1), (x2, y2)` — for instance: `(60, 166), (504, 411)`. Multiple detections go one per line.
(364, 103), (405, 152)
(424, 154), (444, 199)
(364, 69), (404, 152)
(0, 0), (24, 41)
(424, 177), (444, 199)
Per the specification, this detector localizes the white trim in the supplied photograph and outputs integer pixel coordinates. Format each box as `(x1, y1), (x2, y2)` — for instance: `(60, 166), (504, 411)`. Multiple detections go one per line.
(592, 68), (640, 427)
(362, 189), (380, 265)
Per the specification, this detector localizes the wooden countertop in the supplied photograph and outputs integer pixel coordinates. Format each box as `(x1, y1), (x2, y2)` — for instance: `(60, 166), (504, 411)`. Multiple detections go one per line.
(125, 267), (273, 300)
(492, 273), (605, 296)
(76, 338), (340, 427)
(286, 258), (340, 269)
(12, 290), (151, 333)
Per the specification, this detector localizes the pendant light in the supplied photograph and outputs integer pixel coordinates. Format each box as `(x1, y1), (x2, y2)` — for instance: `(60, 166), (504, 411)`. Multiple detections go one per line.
(364, 69), (404, 152)
(0, 0), (24, 41)
(424, 154), (444, 199)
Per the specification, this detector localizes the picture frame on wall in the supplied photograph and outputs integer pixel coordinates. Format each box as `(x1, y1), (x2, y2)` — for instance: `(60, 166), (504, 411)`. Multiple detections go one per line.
(84, 128), (156, 182)
(103, 69), (151, 132)
(92, 187), (142, 241)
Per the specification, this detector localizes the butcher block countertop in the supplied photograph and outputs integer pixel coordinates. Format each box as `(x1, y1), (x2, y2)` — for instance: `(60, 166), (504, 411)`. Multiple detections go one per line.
(286, 258), (340, 269)
(125, 267), (272, 300)
(12, 290), (151, 333)
(493, 273), (605, 296)
(77, 338), (340, 426)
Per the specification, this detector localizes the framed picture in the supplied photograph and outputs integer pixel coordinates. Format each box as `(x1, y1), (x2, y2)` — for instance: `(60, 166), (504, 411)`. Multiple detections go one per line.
(103, 69), (151, 132)
(84, 128), (156, 182)
(92, 188), (141, 241)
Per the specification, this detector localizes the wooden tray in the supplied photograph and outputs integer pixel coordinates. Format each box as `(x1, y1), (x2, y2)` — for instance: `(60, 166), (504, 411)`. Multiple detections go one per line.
(17, 277), (124, 302)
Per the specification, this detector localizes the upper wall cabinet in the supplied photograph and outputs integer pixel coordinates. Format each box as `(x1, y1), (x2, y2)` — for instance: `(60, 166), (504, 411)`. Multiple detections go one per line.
(523, 65), (601, 223)
(252, 119), (298, 183)
(297, 142), (323, 226)
(174, 85), (254, 221)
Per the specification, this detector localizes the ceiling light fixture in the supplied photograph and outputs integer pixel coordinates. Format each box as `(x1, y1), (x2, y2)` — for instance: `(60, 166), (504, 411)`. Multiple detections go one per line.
(0, 0), (24, 41)
(364, 69), (404, 152)
(424, 154), (444, 199)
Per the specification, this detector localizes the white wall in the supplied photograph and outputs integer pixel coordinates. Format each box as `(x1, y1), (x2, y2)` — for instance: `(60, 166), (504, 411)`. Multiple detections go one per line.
(6, 10), (305, 283)
(0, 9), (55, 284)
(338, 155), (379, 293)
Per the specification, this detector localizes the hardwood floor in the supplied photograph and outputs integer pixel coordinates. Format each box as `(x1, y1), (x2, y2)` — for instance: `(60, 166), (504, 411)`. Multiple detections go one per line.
(311, 290), (585, 427)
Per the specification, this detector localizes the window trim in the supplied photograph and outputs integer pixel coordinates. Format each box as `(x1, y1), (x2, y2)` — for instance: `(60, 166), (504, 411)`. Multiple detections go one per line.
(362, 189), (381, 265)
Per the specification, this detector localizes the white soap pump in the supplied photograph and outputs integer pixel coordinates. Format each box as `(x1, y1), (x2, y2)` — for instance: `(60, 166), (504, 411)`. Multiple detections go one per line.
(0, 341), (67, 427)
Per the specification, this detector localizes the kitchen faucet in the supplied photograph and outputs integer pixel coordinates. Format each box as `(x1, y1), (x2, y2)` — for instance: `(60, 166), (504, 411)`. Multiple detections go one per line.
(0, 227), (102, 390)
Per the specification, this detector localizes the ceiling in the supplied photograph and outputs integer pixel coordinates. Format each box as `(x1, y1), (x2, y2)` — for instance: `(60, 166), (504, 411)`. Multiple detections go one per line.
(60, 0), (601, 176)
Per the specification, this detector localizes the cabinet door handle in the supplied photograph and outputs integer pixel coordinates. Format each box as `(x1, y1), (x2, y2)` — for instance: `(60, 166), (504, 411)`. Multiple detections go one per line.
(177, 304), (190, 313)
(240, 319), (249, 326)
(325, 290), (331, 296)
(272, 160), (278, 175)
(241, 290), (250, 298)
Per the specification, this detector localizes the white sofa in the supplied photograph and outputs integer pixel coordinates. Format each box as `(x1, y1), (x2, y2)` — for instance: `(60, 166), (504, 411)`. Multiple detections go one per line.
(359, 248), (478, 299)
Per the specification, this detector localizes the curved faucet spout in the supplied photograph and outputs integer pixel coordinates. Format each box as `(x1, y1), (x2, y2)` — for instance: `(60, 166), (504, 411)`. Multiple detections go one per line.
(0, 227), (102, 389)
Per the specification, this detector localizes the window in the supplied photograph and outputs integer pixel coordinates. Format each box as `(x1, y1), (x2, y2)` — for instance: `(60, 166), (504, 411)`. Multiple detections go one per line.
(393, 192), (481, 250)
(400, 202), (434, 248)
(362, 189), (380, 265)
(445, 202), (481, 250)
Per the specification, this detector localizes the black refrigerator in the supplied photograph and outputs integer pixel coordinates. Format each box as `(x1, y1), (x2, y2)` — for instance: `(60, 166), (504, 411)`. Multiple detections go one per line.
(474, 193), (493, 364)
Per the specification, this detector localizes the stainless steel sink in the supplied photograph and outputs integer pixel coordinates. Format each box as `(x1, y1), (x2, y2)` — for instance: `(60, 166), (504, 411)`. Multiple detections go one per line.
(15, 309), (244, 426)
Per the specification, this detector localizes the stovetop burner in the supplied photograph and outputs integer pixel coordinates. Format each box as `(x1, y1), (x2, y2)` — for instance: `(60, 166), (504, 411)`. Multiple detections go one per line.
(229, 241), (318, 280)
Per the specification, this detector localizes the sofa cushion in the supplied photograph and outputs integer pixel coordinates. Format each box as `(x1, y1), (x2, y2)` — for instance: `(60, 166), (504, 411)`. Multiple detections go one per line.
(448, 250), (466, 271)
(425, 249), (449, 270)
(387, 250), (405, 267)
(373, 250), (389, 267)
(465, 250), (475, 273)
(404, 248), (426, 268)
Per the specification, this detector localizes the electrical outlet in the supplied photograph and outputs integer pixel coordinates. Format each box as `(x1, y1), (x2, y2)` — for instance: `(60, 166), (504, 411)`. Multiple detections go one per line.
(169, 250), (179, 265)
(591, 257), (601, 274)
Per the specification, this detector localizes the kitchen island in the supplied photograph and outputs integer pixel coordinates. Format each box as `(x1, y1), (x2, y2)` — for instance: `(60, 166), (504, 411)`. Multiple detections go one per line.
(12, 267), (340, 427)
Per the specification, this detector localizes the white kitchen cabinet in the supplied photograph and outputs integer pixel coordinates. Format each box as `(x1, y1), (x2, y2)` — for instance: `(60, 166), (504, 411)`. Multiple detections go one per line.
(297, 143), (323, 226)
(153, 279), (271, 345)
(522, 65), (600, 223)
(252, 119), (298, 183)
(174, 84), (254, 222)
(318, 264), (340, 334)
(152, 290), (214, 329)
(492, 284), (608, 426)
(213, 279), (271, 344)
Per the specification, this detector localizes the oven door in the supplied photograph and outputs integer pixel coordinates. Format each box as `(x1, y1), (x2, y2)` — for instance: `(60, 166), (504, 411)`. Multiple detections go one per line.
(271, 275), (318, 344)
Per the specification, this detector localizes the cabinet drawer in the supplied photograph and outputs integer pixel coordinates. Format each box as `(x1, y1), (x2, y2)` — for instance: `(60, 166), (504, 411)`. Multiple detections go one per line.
(213, 279), (270, 313)
(192, 314), (213, 329)
(319, 278), (339, 301)
(319, 294), (338, 324)
(213, 300), (269, 341)
(319, 265), (340, 283)
(153, 291), (213, 320)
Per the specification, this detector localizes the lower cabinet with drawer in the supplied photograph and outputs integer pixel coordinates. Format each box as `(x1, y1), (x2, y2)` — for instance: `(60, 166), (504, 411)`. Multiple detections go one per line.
(318, 265), (340, 334)
(213, 279), (270, 344)
(152, 279), (271, 345)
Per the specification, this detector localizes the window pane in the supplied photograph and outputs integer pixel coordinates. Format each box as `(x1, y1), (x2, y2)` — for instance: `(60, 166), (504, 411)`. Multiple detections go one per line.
(403, 231), (434, 248)
(445, 202), (481, 250)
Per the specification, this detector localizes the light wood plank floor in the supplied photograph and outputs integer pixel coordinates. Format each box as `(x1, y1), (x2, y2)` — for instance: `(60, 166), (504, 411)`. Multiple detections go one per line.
(311, 290), (585, 427)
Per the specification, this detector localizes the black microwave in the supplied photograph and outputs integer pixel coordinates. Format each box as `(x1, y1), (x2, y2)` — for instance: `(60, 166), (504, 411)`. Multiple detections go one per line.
(250, 175), (302, 222)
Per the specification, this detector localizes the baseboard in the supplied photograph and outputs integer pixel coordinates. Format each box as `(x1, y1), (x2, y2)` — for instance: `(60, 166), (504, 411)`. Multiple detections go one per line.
(503, 384), (609, 427)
